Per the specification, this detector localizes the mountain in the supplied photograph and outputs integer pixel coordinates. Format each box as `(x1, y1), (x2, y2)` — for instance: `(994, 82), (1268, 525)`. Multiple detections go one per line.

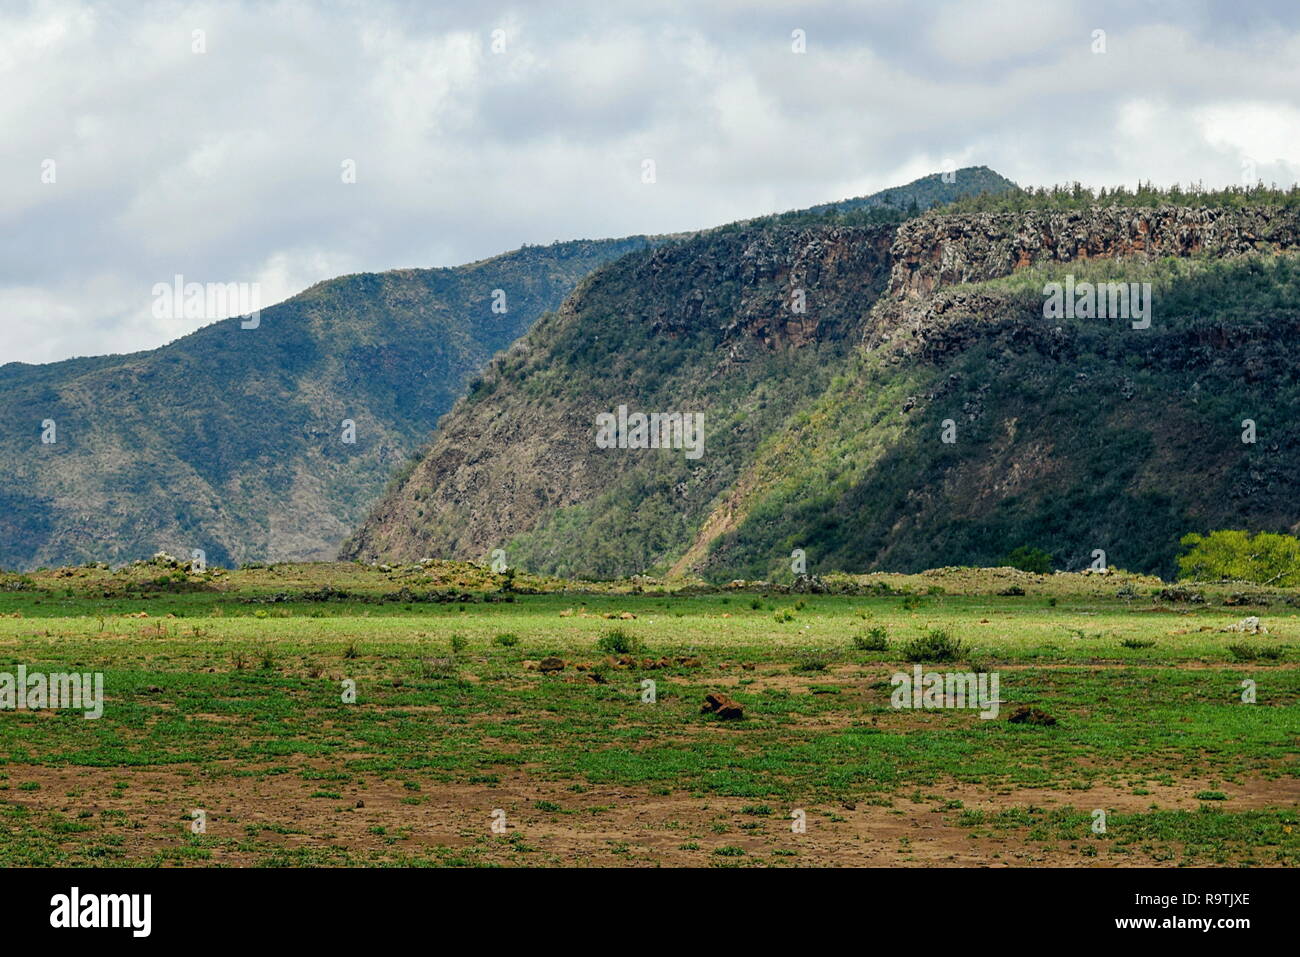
(0, 237), (654, 569)
(797, 165), (1015, 218)
(344, 189), (1300, 580)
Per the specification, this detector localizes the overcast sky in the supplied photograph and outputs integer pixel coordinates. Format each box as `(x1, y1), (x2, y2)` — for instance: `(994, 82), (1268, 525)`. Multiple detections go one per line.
(4, 0), (1300, 365)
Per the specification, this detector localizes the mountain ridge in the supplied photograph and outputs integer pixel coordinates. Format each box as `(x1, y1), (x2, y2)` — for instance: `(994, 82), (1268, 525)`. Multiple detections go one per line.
(0, 166), (1018, 570)
(0, 236), (656, 568)
(344, 195), (1300, 579)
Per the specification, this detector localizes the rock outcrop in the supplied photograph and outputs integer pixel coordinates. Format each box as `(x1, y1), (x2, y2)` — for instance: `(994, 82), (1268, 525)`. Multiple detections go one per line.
(888, 205), (1300, 299)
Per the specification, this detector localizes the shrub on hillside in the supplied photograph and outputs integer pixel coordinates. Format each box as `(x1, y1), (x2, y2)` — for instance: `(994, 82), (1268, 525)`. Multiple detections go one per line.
(1002, 546), (1053, 574)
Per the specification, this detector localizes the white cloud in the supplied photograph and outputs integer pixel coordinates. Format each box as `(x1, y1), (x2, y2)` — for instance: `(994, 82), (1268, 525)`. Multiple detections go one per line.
(1197, 102), (1300, 181)
(3, 0), (1300, 365)
(926, 0), (1082, 67)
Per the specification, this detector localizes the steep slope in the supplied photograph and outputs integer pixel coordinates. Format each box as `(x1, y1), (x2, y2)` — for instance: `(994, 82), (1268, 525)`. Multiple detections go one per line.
(346, 198), (1300, 580)
(342, 223), (897, 575)
(341, 168), (1020, 572)
(0, 237), (653, 569)
(680, 205), (1300, 579)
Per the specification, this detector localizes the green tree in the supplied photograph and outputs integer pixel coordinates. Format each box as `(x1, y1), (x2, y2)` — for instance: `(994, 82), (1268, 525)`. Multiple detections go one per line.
(1002, 546), (1053, 574)
(1177, 530), (1300, 586)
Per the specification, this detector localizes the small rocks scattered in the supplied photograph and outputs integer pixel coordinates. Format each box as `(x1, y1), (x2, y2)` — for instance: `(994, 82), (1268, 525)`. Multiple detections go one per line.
(602, 655), (701, 670)
(559, 608), (636, 620)
(1224, 616), (1267, 635)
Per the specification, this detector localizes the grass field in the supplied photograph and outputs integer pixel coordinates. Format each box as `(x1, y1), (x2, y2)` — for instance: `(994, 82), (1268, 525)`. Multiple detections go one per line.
(0, 560), (1296, 867)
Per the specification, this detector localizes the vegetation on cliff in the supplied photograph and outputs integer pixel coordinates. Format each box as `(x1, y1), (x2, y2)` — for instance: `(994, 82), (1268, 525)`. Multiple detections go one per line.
(347, 196), (1300, 581)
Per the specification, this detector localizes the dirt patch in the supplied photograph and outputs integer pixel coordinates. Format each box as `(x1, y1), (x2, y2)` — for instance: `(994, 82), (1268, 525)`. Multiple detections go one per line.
(5, 764), (1293, 867)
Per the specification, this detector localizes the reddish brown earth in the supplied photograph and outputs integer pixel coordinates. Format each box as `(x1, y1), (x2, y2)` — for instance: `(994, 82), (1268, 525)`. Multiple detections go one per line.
(7, 764), (1294, 867)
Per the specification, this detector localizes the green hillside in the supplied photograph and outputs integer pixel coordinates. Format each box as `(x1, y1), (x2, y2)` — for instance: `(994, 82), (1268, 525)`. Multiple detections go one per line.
(0, 237), (653, 569)
(701, 254), (1300, 581)
(345, 190), (1300, 580)
(798, 165), (1017, 218)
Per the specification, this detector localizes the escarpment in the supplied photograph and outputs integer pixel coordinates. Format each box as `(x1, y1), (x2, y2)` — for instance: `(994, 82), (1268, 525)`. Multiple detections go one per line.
(340, 222), (899, 568)
(888, 205), (1300, 299)
(346, 199), (1300, 581)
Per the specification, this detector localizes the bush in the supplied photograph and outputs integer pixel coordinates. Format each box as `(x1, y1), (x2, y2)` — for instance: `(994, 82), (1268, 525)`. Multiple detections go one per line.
(493, 632), (520, 647)
(450, 633), (468, 655)
(901, 629), (967, 662)
(1177, 530), (1300, 586)
(852, 627), (889, 652)
(1227, 643), (1281, 661)
(1003, 546), (1053, 574)
(773, 607), (796, 623)
(596, 628), (642, 655)
(420, 656), (456, 678)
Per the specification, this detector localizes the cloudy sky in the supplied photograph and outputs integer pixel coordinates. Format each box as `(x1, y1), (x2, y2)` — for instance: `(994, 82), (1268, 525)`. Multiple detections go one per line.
(4, 0), (1300, 365)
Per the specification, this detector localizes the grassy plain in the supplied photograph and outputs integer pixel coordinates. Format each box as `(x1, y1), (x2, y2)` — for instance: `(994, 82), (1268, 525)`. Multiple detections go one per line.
(0, 561), (1295, 867)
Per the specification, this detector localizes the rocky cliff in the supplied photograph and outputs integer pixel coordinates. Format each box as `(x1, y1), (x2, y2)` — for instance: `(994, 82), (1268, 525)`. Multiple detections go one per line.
(345, 198), (1300, 580)
(888, 205), (1300, 299)
(340, 222), (897, 572)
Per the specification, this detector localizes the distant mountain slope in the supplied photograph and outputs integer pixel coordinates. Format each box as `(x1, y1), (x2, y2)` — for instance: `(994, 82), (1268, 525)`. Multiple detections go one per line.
(344, 195), (1300, 580)
(799, 165), (1016, 217)
(0, 237), (653, 569)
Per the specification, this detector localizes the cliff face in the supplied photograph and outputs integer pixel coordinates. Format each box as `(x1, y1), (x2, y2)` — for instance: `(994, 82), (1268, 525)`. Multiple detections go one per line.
(346, 201), (1300, 580)
(340, 223), (897, 571)
(688, 207), (1300, 580)
(887, 206), (1300, 300)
